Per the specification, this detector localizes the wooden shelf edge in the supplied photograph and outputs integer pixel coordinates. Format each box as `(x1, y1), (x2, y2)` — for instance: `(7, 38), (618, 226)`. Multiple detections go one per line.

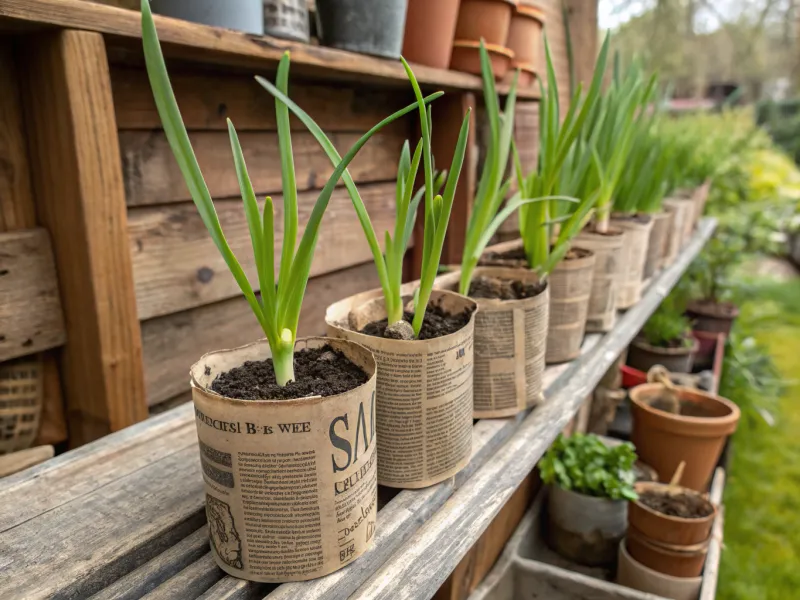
(0, 0), (539, 98)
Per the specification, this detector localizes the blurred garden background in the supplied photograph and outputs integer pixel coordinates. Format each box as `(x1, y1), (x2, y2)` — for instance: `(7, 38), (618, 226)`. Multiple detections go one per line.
(602, 1), (800, 598)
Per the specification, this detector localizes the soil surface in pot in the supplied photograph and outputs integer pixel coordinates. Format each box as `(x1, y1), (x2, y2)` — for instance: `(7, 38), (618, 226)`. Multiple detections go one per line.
(210, 345), (368, 400)
(481, 246), (590, 264)
(360, 304), (472, 340)
(468, 275), (546, 300)
(639, 490), (714, 519)
(649, 396), (718, 418)
(688, 299), (739, 318)
(644, 334), (695, 350)
(613, 213), (652, 224)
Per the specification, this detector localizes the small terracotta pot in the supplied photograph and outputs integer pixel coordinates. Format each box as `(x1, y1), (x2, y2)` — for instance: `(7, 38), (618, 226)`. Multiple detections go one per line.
(617, 540), (703, 600)
(626, 526), (709, 578)
(402, 0), (461, 69)
(454, 0), (517, 46)
(643, 211), (672, 279)
(686, 300), (740, 336)
(627, 336), (698, 374)
(503, 62), (537, 87)
(505, 3), (544, 67)
(451, 40), (514, 79)
(630, 383), (740, 491)
(629, 481), (717, 546)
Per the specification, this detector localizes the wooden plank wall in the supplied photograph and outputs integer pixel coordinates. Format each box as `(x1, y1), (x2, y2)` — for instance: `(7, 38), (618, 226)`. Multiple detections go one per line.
(111, 64), (414, 408)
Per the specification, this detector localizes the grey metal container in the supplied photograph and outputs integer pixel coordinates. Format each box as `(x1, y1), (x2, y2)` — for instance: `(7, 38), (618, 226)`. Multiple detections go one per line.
(315, 0), (408, 59)
(151, 0), (264, 34)
(264, 0), (309, 42)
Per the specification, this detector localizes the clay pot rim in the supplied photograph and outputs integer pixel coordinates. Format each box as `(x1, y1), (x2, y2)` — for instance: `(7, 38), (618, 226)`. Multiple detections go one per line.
(686, 299), (740, 319)
(632, 481), (717, 527)
(190, 336), (377, 407)
(452, 39), (515, 59)
(630, 383), (741, 429)
(510, 61), (537, 74)
(628, 523), (710, 555)
(631, 335), (699, 356)
(514, 4), (545, 22)
(619, 540), (704, 584)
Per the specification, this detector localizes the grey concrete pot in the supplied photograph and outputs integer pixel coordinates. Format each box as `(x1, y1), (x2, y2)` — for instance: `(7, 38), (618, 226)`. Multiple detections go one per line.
(315, 0), (408, 58)
(151, 0), (264, 35)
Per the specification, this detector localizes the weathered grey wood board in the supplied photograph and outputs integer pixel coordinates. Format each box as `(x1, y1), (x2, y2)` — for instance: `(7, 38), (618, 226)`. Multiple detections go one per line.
(0, 220), (716, 600)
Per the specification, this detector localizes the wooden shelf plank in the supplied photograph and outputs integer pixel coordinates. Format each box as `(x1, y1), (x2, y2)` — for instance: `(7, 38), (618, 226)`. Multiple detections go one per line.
(0, 0), (539, 99)
(0, 220), (715, 600)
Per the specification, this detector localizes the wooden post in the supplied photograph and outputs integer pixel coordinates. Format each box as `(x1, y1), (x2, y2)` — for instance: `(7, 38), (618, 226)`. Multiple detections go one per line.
(0, 44), (68, 447)
(563, 0), (599, 88)
(411, 92), (476, 279)
(19, 30), (147, 446)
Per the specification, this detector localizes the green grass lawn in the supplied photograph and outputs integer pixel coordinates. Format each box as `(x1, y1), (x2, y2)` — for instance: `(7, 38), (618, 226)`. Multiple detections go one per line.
(718, 275), (800, 599)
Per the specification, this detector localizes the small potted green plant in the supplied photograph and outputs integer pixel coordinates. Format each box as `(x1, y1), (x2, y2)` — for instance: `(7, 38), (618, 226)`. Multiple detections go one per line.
(540, 433), (638, 567)
(628, 297), (699, 375)
(685, 236), (741, 335)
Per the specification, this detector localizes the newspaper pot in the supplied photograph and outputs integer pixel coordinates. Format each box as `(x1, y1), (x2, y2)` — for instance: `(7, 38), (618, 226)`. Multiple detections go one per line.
(402, 0), (461, 69)
(315, 0), (407, 58)
(264, 0), (309, 42)
(626, 526), (709, 578)
(630, 383), (740, 491)
(643, 212), (672, 279)
(665, 194), (696, 249)
(618, 540), (703, 600)
(686, 299), (740, 336)
(150, 0), (264, 34)
(626, 336), (698, 375)
(190, 337), (378, 582)
(435, 267), (548, 418)
(610, 214), (654, 309)
(546, 248), (596, 364)
(451, 40), (514, 78)
(0, 356), (43, 454)
(505, 3), (544, 67)
(326, 289), (477, 489)
(629, 481), (717, 546)
(662, 198), (692, 265)
(547, 484), (628, 567)
(693, 179), (712, 224)
(454, 0), (517, 46)
(575, 226), (626, 333)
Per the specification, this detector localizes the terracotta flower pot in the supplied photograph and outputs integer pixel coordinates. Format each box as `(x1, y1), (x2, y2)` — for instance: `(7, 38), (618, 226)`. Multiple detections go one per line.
(626, 336), (698, 375)
(618, 540), (703, 600)
(630, 383), (740, 491)
(686, 299), (740, 336)
(450, 40), (514, 79)
(629, 481), (717, 546)
(505, 3), (544, 67)
(626, 526), (709, 578)
(402, 0), (461, 69)
(454, 0), (517, 46)
(503, 62), (537, 87)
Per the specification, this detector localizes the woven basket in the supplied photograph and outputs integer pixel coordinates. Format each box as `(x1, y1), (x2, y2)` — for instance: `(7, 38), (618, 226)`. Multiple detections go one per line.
(0, 356), (43, 455)
(643, 211), (673, 278)
(611, 215), (654, 309)
(546, 249), (595, 363)
(574, 227), (625, 333)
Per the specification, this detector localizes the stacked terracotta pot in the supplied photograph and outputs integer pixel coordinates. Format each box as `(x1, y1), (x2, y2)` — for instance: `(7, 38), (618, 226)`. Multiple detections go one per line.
(403, 0), (544, 83)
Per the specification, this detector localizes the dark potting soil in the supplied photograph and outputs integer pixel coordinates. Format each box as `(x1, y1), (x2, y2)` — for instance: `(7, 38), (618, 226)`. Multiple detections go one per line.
(689, 299), (739, 318)
(614, 213), (653, 225)
(650, 397), (717, 418)
(480, 246), (591, 265)
(468, 275), (546, 300)
(360, 303), (472, 340)
(210, 345), (368, 400)
(653, 334), (695, 350)
(639, 490), (714, 519)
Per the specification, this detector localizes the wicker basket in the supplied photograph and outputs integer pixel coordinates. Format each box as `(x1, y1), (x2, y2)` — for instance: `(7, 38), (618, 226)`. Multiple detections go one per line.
(0, 356), (44, 455)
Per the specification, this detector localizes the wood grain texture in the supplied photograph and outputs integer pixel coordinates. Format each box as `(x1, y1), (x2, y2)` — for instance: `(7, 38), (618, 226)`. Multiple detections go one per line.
(347, 220), (717, 600)
(0, 229), (65, 361)
(563, 0), (599, 89)
(0, 445), (54, 477)
(111, 66), (409, 131)
(141, 261), (381, 406)
(130, 182), (396, 320)
(0, 0), (538, 98)
(120, 128), (404, 207)
(20, 30), (147, 446)
(142, 554), (223, 600)
(0, 44), (68, 447)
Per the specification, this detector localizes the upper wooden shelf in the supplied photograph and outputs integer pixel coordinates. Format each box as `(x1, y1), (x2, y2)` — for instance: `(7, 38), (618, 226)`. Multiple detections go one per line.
(0, 0), (540, 98)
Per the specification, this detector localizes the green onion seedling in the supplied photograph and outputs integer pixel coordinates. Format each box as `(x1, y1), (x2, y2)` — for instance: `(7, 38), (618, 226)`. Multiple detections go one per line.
(142, 0), (442, 383)
(257, 59), (470, 339)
